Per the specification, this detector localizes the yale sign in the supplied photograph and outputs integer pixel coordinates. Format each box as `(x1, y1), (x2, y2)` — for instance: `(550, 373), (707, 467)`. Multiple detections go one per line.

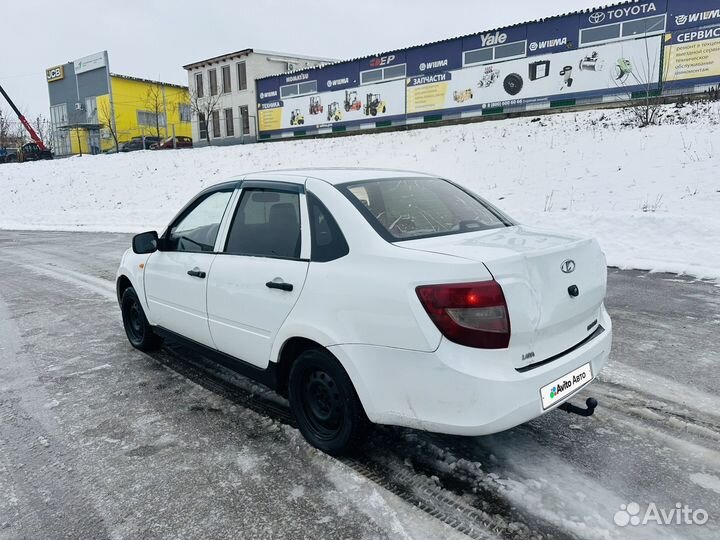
(46, 65), (64, 83)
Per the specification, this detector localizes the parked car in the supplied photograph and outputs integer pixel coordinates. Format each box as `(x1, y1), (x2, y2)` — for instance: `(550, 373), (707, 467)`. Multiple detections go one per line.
(120, 136), (162, 152)
(0, 143), (51, 163)
(116, 168), (612, 455)
(0, 147), (16, 163)
(156, 136), (193, 150)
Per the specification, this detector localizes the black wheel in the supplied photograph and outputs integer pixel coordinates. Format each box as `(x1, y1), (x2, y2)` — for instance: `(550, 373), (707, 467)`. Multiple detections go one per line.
(289, 349), (369, 455)
(121, 287), (162, 351)
(503, 73), (524, 96)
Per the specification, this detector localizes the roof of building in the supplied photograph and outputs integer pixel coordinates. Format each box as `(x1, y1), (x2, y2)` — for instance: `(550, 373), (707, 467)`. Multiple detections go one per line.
(182, 48), (338, 71)
(255, 0), (647, 82)
(110, 73), (188, 90)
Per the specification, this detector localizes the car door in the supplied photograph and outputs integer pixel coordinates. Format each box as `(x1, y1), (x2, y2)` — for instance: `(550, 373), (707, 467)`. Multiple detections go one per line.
(144, 186), (235, 347)
(207, 181), (311, 368)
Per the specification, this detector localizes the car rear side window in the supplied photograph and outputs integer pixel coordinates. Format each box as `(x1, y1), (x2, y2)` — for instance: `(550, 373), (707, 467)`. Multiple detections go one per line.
(224, 189), (301, 259)
(340, 177), (510, 241)
(307, 192), (349, 262)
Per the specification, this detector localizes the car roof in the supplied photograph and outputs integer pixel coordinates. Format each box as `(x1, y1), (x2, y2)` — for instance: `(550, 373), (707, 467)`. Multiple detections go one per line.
(237, 167), (438, 186)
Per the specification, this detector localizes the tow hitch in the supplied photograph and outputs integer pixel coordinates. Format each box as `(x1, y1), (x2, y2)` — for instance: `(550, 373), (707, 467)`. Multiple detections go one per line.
(559, 397), (598, 417)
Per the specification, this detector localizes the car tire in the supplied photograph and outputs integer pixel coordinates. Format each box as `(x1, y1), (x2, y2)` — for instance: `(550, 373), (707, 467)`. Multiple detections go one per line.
(289, 348), (369, 456)
(121, 287), (162, 351)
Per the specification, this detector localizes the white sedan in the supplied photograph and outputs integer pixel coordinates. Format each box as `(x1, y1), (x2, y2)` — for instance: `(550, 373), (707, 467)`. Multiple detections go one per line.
(117, 168), (612, 455)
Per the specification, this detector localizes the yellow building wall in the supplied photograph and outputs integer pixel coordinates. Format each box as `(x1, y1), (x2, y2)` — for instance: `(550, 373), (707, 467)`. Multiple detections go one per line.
(69, 128), (92, 155)
(96, 76), (191, 152)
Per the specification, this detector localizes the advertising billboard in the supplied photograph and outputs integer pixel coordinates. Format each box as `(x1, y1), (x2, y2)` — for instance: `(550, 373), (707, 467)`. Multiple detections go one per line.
(74, 51), (107, 75)
(664, 25), (720, 83)
(256, 0), (720, 139)
(407, 36), (662, 115)
(258, 78), (406, 132)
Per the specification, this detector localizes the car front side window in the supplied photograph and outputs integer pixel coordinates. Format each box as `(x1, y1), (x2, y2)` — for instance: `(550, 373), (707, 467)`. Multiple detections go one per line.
(166, 190), (233, 252)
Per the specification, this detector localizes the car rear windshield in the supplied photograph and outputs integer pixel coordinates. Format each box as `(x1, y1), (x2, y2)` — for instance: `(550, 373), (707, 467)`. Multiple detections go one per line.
(339, 177), (511, 241)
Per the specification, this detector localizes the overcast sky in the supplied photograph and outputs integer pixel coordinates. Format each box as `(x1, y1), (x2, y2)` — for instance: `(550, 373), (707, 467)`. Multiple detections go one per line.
(2, 0), (603, 117)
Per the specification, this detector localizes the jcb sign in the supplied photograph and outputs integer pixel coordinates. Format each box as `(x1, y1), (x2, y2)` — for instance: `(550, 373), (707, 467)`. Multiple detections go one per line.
(46, 66), (64, 83)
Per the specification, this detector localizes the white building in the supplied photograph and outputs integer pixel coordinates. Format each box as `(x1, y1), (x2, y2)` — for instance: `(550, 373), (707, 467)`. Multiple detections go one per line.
(183, 49), (335, 145)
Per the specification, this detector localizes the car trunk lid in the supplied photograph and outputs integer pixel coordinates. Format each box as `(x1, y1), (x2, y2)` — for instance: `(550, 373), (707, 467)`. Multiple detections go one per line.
(400, 225), (607, 369)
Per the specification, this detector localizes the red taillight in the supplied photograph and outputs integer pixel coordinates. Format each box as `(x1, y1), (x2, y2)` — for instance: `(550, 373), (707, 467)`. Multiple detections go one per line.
(416, 281), (510, 349)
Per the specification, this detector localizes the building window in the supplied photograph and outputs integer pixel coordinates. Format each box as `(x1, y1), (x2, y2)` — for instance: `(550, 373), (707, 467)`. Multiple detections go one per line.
(463, 41), (526, 67)
(211, 110), (221, 137)
(178, 104), (191, 123)
(383, 64), (406, 79)
(580, 24), (621, 45)
(50, 103), (68, 126)
(209, 69), (218, 96)
(137, 110), (166, 127)
(199, 112), (208, 140)
(493, 41), (527, 60)
(463, 48), (493, 66)
(222, 65), (232, 93)
(359, 64), (407, 85)
(280, 80), (318, 99)
(240, 105), (250, 135)
(224, 108), (234, 136)
(85, 97), (98, 124)
(621, 14), (666, 37)
(237, 61), (247, 91)
(360, 68), (383, 85)
(195, 72), (204, 98)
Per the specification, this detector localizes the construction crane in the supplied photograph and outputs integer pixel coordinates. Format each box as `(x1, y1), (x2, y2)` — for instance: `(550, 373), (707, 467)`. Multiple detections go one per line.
(0, 82), (53, 162)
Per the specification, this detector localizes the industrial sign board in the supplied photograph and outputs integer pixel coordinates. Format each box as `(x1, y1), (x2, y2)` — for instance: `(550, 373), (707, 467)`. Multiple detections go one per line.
(74, 51), (107, 75)
(668, 0), (720, 31)
(580, 1), (667, 28)
(664, 24), (720, 82)
(46, 65), (65, 83)
(526, 16), (579, 56)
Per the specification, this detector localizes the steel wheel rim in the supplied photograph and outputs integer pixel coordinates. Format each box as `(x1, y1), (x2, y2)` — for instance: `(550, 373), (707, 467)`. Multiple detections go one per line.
(126, 298), (144, 343)
(301, 369), (344, 440)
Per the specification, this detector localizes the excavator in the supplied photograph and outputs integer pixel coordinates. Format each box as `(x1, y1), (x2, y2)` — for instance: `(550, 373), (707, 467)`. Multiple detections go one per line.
(0, 83), (53, 163)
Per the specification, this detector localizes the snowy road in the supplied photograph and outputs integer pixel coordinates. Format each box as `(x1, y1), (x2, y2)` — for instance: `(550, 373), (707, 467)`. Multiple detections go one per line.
(0, 230), (718, 540)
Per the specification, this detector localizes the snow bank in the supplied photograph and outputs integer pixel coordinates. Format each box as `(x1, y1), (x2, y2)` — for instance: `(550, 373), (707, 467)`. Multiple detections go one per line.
(1, 102), (719, 279)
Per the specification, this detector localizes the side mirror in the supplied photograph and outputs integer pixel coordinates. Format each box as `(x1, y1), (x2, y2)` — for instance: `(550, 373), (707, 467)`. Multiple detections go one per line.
(132, 231), (159, 254)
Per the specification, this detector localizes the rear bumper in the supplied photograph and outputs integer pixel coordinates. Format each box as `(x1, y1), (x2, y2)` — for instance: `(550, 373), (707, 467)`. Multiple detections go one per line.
(329, 305), (612, 436)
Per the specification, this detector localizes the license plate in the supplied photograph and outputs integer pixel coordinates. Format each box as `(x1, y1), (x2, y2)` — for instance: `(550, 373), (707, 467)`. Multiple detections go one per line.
(540, 362), (593, 410)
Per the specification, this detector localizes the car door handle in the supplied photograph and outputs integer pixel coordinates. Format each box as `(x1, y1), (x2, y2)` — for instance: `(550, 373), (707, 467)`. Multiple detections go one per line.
(187, 268), (206, 279)
(266, 280), (293, 292)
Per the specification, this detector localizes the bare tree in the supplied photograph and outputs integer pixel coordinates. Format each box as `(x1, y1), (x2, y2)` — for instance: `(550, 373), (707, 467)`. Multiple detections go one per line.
(99, 99), (120, 152)
(144, 83), (166, 138)
(32, 114), (52, 148)
(188, 88), (222, 145)
(615, 36), (669, 128)
(11, 120), (28, 145)
(0, 107), (11, 148)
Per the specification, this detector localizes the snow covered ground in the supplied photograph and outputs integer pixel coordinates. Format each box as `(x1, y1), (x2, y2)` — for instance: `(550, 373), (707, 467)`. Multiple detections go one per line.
(1, 102), (719, 279)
